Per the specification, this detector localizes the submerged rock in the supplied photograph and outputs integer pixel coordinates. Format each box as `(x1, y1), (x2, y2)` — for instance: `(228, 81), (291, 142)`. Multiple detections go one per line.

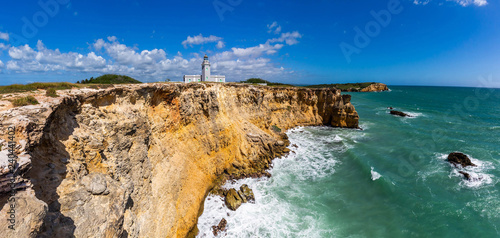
(458, 171), (471, 180)
(225, 189), (243, 211)
(447, 152), (476, 167)
(212, 218), (227, 236)
(390, 110), (411, 117)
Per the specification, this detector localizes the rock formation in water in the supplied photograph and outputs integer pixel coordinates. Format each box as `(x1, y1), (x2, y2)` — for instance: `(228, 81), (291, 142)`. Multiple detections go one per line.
(390, 110), (411, 117)
(447, 152), (476, 168)
(0, 83), (358, 237)
(360, 83), (389, 92)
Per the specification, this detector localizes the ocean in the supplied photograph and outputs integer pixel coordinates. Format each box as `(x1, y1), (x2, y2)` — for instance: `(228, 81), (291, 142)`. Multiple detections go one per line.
(197, 86), (500, 238)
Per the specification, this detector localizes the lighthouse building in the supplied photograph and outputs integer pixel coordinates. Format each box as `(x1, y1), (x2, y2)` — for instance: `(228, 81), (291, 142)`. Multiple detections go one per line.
(183, 55), (226, 83)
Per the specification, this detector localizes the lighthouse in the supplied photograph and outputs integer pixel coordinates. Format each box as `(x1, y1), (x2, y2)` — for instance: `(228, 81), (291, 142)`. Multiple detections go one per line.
(201, 54), (210, 81)
(183, 54), (226, 83)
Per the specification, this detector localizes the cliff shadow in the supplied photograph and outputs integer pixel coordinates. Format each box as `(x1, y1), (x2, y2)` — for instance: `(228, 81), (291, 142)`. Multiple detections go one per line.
(28, 99), (81, 238)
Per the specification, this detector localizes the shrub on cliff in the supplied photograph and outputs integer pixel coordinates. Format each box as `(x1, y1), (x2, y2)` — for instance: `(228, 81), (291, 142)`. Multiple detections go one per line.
(11, 96), (39, 107)
(78, 74), (142, 84)
(46, 88), (58, 97)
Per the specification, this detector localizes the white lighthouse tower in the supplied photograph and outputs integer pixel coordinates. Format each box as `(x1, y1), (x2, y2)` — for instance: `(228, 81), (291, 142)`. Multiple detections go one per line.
(201, 54), (210, 81)
(183, 54), (226, 83)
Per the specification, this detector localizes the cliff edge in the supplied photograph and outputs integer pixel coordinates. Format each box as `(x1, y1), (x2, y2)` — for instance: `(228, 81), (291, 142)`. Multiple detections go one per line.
(0, 83), (358, 237)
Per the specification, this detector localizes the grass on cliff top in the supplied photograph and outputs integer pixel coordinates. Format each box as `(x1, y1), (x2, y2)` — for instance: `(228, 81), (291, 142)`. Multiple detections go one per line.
(10, 96), (39, 107)
(0, 82), (79, 94)
(78, 74), (142, 84)
(240, 78), (295, 87)
(305, 82), (376, 90)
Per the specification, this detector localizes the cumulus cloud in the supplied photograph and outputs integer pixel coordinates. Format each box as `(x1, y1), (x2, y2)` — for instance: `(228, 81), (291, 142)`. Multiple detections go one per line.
(0, 43), (9, 51)
(6, 40), (107, 73)
(267, 22), (282, 34)
(0, 60), (4, 68)
(216, 41), (225, 49)
(0, 32), (8, 41)
(267, 31), (303, 45)
(413, 0), (487, 6)
(2, 25), (302, 82)
(182, 34), (223, 48)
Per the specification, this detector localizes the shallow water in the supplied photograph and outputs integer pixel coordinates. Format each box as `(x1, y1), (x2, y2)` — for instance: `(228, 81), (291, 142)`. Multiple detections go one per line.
(197, 86), (500, 238)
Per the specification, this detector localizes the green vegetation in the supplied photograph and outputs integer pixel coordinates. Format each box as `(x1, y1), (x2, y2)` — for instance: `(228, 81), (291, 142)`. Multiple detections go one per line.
(0, 82), (77, 94)
(77, 74), (141, 84)
(271, 125), (282, 133)
(46, 88), (58, 97)
(240, 78), (295, 87)
(11, 96), (39, 107)
(305, 82), (375, 90)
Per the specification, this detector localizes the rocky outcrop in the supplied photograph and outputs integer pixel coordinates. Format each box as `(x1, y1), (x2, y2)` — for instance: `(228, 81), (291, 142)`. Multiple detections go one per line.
(0, 82), (359, 237)
(390, 110), (411, 117)
(360, 83), (389, 92)
(340, 83), (389, 92)
(448, 152), (476, 168)
(212, 218), (227, 236)
(225, 188), (243, 211)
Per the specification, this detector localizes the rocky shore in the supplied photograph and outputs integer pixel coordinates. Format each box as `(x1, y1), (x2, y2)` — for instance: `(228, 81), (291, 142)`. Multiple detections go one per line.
(0, 82), (358, 237)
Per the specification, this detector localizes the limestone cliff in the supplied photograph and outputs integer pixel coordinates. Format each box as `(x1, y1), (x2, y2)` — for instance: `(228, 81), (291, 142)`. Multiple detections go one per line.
(0, 83), (358, 238)
(360, 83), (389, 92)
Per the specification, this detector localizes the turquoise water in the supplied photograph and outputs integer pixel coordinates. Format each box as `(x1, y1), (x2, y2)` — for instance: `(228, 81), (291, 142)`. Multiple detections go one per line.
(198, 86), (500, 238)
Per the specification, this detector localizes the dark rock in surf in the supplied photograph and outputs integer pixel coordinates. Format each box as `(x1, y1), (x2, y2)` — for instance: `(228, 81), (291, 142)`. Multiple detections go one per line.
(390, 110), (411, 117)
(240, 184), (255, 203)
(388, 107), (394, 109)
(212, 218), (227, 236)
(458, 171), (471, 180)
(447, 152), (476, 167)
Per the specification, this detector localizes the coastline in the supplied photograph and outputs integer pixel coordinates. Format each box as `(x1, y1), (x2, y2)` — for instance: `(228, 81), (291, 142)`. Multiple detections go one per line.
(0, 82), (359, 237)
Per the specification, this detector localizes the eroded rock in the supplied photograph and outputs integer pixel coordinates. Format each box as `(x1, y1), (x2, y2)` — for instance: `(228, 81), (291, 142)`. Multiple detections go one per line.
(447, 152), (476, 167)
(390, 110), (411, 117)
(225, 188), (243, 211)
(212, 218), (227, 236)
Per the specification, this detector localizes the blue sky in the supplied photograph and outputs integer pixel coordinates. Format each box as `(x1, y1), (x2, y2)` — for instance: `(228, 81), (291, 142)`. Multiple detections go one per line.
(0, 0), (499, 87)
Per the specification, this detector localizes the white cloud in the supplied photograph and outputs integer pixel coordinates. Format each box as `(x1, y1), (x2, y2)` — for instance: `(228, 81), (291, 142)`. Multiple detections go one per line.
(413, 0), (487, 6)
(182, 34), (223, 48)
(231, 43), (283, 58)
(0, 32), (8, 41)
(0, 43), (9, 51)
(107, 36), (118, 42)
(2, 26), (302, 82)
(267, 22), (282, 34)
(0, 60), (4, 68)
(216, 41), (225, 49)
(267, 31), (303, 45)
(6, 40), (107, 73)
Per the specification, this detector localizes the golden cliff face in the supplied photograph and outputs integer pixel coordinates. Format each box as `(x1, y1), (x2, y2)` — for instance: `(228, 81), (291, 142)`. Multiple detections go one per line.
(0, 83), (358, 238)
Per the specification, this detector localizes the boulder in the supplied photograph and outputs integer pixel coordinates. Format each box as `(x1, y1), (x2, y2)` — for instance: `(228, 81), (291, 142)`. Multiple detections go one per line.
(81, 173), (107, 195)
(225, 189), (243, 211)
(447, 152), (476, 167)
(212, 218), (227, 236)
(240, 184), (255, 203)
(390, 110), (411, 117)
